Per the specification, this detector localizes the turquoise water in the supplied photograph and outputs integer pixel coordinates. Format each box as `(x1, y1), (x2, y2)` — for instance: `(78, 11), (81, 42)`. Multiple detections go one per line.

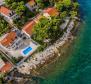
(39, 0), (91, 84)
(23, 46), (32, 55)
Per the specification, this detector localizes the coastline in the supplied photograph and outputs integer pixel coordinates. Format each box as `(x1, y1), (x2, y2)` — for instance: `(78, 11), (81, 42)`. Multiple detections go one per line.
(17, 18), (81, 75)
(0, 0), (85, 83)
(38, 22), (82, 77)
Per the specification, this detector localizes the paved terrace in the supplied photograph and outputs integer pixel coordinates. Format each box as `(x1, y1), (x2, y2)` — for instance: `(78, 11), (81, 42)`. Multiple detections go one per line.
(0, 28), (39, 59)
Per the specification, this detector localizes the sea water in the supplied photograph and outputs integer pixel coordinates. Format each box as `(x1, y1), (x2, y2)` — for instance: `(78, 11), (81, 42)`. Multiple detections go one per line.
(39, 0), (91, 84)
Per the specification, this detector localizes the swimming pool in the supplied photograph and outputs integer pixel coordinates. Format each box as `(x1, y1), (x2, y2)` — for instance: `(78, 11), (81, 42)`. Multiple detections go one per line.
(22, 46), (32, 56)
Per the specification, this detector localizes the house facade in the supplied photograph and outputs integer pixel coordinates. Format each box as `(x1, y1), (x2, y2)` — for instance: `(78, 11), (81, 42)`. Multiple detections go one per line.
(25, 0), (38, 12)
(22, 14), (43, 37)
(43, 7), (59, 18)
(22, 7), (59, 37)
(0, 28), (39, 59)
(0, 0), (4, 6)
(0, 58), (12, 73)
(0, 6), (18, 24)
(22, 20), (36, 37)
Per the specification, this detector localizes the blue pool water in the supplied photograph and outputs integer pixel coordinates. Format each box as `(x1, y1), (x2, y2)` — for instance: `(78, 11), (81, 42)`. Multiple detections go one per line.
(23, 46), (32, 55)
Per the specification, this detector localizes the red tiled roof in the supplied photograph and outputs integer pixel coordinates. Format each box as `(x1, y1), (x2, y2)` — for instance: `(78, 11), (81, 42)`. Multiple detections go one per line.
(22, 8), (59, 36)
(0, 32), (16, 47)
(43, 7), (59, 16)
(0, 62), (12, 73)
(22, 14), (43, 35)
(22, 21), (36, 35)
(0, 6), (11, 16)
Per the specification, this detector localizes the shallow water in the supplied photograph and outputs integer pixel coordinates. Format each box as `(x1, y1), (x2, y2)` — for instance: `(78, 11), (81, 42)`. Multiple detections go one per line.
(39, 0), (91, 84)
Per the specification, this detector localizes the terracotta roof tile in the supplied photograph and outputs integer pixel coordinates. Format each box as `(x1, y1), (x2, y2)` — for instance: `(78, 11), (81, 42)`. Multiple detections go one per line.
(0, 32), (16, 47)
(0, 62), (12, 73)
(44, 7), (59, 16)
(0, 6), (11, 16)
(22, 21), (36, 35)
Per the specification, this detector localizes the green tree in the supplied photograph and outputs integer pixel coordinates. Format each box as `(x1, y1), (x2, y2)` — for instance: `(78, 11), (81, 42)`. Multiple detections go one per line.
(5, 0), (26, 15)
(0, 73), (5, 84)
(32, 17), (49, 45)
(35, 0), (45, 9)
(70, 11), (77, 18)
(63, 0), (71, 7)
(73, 2), (79, 9)
(32, 16), (62, 46)
(4, 0), (13, 7)
(60, 11), (67, 19)
(0, 16), (10, 36)
(15, 1), (25, 15)
(47, 16), (62, 42)
(55, 2), (63, 11)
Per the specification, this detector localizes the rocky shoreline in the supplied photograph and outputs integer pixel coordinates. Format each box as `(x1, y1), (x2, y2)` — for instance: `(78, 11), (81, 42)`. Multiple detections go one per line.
(17, 17), (81, 75)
